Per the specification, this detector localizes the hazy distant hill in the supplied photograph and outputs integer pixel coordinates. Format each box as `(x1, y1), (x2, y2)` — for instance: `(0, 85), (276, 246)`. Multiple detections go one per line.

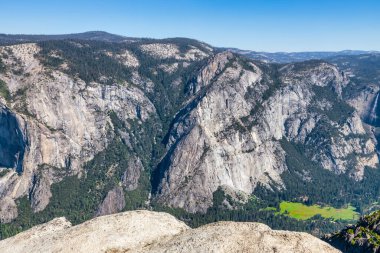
(0, 31), (134, 45)
(226, 47), (380, 63)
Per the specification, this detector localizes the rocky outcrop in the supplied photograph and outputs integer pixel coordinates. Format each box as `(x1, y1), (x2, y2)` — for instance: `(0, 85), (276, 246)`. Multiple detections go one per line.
(96, 186), (126, 216)
(141, 221), (340, 253)
(121, 157), (143, 191)
(0, 196), (18, 223)
(325, 210), (380, 253)
(0, 210), (340, 253)
(140, 43), (210, 61)
(157, 52), (288, 212)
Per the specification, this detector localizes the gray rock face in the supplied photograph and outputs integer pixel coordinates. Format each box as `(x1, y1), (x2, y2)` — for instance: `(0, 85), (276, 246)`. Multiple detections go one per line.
(95, 186), (126, 217)
(156, 53), (286, 212)
(155, 56), (378, 213)
(0, 196), (18, 223)
(30, 171), (52, 212)
(122, 157), (143, 191)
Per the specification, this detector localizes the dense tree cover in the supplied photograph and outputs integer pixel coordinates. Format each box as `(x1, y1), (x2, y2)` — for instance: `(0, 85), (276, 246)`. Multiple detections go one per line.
(0, 58), (5, 73)
(0, 79), (10, 102)
(38, 40), (133, 84)
(125, 43), (208, 134)
(0, 31), (129, 46)
(290, 59), (326, 72)
(254, 139), (380, 214)
(153, 187), (349, 238)
(311, 85), (355, 124)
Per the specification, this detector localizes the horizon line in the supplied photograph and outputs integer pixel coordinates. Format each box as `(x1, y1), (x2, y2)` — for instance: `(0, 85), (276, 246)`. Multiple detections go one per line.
(1, 30), (379, 54)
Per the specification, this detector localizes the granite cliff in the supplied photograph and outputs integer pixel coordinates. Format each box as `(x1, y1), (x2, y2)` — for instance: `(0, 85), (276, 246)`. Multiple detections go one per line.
(0, 35), (379, 238)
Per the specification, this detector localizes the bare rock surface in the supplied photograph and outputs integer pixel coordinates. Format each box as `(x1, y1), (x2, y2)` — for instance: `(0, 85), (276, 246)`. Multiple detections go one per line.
(95, 186), (126, 216)
(0, 211), (189, 253)
(122, 157), (143, 191)
(141, 221), (341, 253)
(0, 210), (340, 253)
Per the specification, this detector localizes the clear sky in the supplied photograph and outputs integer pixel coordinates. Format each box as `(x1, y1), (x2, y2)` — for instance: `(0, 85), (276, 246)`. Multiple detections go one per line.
(1, 0), (379, 52)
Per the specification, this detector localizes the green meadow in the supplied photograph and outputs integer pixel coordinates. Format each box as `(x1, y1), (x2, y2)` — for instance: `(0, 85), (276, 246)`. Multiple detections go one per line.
(279, 201), (359, 221)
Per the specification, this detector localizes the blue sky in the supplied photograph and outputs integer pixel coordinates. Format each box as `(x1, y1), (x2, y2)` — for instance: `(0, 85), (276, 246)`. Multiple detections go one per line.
(1, 0), (379, 52)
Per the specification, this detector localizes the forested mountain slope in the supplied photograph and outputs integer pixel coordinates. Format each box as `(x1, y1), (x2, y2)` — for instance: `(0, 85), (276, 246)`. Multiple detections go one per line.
(0, 35), (380, 239)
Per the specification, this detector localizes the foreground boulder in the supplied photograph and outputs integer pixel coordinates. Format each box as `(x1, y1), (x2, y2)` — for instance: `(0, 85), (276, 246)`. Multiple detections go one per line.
(0, 210), (340, 253)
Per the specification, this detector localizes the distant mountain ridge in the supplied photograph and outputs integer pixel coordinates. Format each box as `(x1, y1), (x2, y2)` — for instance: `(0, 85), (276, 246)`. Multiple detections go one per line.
(0, 31), (378, 63)
(225, 48), (380, 63)
(0, 31), (134, 45)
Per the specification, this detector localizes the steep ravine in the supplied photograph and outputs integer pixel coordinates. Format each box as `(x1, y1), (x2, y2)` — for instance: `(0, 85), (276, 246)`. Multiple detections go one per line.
(0, 105), (27, 173)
